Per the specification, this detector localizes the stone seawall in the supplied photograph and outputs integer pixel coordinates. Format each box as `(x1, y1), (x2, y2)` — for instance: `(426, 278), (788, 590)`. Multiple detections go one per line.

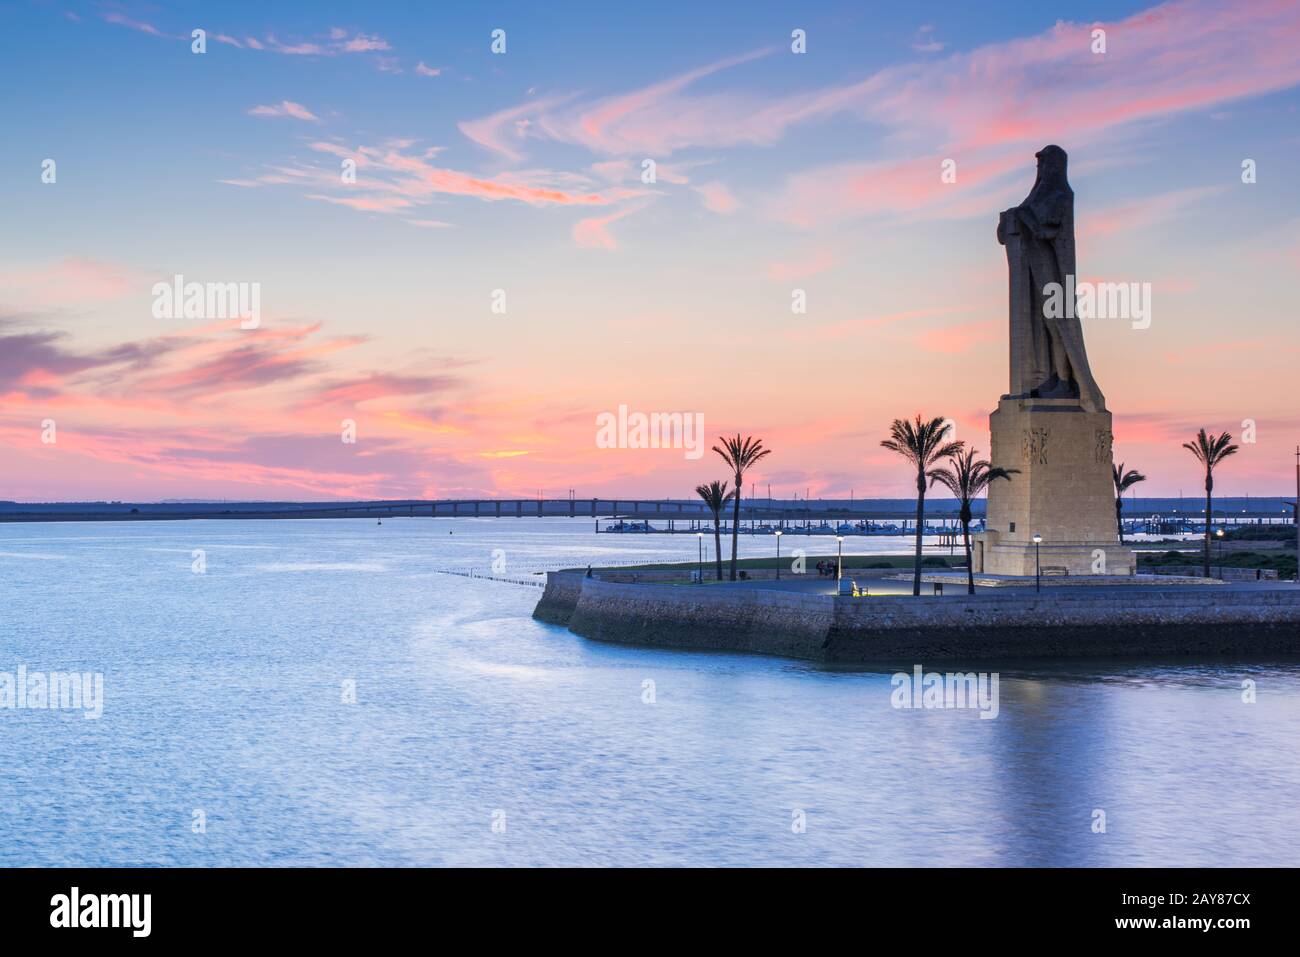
(822, 588), (1300, 661)
(534, 566), (911, 624)
(533, 570), (586, 625)
(534, 571), (1300, 662)
(568, 579), (835, 659)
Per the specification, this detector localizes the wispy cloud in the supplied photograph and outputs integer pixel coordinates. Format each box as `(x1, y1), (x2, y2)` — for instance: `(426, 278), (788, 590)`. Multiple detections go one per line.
(912, 25), (944, 54)
(1077, 185), (1227, 242)
(457, 0), (1300, 229)
(0, 309), (489, 498)
(459, 49), (776, 159)
(0, 258), (139, 308)
(784, 306), (970, 343)
(693, 181), (740, 215)
(247, 100), (321, 123)
(100, 14), (394, 61)
(223, 138), (644, 231)
(338, 32), (389, 52)
(763, 247), (840, 282)
(572, 203), (649, 249)
(100, 11), (163, 37)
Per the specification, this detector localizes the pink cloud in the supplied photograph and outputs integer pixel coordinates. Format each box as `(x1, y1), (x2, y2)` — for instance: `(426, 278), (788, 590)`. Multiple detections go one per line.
(1161, 337), (1295, 365)
(248, 101), (321, 123)
(0, 311), (497, 499)
(1077, 185), (1225, 242)
(100, 12), (163, 37)
(694, 181), (740, 215)
(913, 319), (1000, 354)
(572, 204), (646, 249)
(458, 94), (579, 162)
(339, 33), (389, 52)
(98, 16), (398, 63)
(306, 193), (413, 213)
(459, 50), (777, 159)
(309, 373), (459, 408)
(764, 247), (840, 282)
(771, 150), (1031, 228)
(457, 0), (1300, 227)
(418, 168), (609, 205)
(227, 140), (633, 216)
(784, 306), (969, 343)
(0, 319), (179, 397)
(263, 35), (329, 56)
(0, 257), (138, 306)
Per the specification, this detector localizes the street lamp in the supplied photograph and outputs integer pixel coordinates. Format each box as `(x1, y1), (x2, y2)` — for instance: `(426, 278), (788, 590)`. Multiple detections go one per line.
(1032, 533), (1042, 593)
(1215, 527), (1225, 579)
(696, 531), (703, 584)
(774, 529), (783, 580)
(836, 535), (844, 582)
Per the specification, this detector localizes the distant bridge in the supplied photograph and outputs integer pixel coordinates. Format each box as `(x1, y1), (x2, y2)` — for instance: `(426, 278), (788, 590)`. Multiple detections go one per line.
(1, 496), (1294, 527)
(0, 498), (941, 523)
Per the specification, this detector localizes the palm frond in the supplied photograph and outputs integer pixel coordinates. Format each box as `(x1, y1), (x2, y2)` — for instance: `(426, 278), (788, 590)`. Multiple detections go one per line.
(712, 434), (771, 479)
(1112, 462), (1147, 495)
(881, 415), (965, 470)
(1184, 429), (1239, 469)
(694, 480), (732, 513)
(928, 446), (1017, 502)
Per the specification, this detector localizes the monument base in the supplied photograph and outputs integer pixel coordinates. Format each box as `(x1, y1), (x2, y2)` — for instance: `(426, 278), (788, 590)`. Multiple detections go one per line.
(973, 396), (1135, 578)
(974, 537), (1136, 577)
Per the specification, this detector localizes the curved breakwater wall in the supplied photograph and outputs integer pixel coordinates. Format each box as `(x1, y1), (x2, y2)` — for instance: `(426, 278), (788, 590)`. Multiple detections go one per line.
(534, 571), (1300, 662)
(532, 570), (587, 625)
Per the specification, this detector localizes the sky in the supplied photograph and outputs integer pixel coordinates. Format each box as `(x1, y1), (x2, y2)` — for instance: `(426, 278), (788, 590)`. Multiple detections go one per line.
(2, 0), (1298, 502)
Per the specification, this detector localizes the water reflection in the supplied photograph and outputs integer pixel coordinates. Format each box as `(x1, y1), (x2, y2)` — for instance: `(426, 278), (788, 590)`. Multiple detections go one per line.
(0, 518), (1296, 866)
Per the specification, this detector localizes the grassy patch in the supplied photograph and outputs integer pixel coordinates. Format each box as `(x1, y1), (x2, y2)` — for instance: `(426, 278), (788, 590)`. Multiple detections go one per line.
(1223, 525), (1298, 543)
(1138, 549), (1297, 578)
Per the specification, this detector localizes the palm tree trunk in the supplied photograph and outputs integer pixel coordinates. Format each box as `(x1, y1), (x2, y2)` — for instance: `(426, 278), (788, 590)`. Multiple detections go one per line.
(729, 477), (741, 581)
(712, 511), (724, 581)
(963, 518), (974, 595)
(1116, 498), (1124, 543)
(912, 473), (925, 596)
(1203, 475), (1213, 578)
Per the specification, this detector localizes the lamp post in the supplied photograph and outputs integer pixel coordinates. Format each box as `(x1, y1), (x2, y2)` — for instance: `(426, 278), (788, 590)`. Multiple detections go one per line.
(774, 529), (783, 580)
(696, 531), (703, 584)
(1032, 533), (1042, 593)
(836, 535), (844, 582)
(1215, 527), (1225, 579)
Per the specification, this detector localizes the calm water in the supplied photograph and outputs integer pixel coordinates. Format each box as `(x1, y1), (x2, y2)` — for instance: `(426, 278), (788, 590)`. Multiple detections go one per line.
(1, 518), (1297, 867)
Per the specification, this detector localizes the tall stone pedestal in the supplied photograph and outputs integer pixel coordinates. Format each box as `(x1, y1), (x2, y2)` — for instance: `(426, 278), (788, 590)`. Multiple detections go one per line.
(973, 397), (1135, 577)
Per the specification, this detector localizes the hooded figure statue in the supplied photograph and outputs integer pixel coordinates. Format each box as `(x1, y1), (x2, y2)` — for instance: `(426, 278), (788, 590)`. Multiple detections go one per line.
(997, 145), (1106, 412)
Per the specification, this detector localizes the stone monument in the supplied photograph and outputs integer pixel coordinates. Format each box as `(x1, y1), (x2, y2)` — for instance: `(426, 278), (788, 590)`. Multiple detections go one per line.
(973, 146), (1136, 577)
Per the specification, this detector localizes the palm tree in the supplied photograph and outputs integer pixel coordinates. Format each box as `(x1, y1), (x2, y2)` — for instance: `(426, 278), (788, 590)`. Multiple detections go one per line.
(929, 448), (1018, 595)
(712, 435), (771, 581)
(1182, 429), (1239, 577)
(694, 480), (734, 581)
(1111, 462), (1147, 543)
(881, 416), (964, 596)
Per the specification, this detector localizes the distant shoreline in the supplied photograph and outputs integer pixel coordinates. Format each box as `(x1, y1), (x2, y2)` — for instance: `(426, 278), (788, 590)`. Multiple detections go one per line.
(1, 496), (1292, 525)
